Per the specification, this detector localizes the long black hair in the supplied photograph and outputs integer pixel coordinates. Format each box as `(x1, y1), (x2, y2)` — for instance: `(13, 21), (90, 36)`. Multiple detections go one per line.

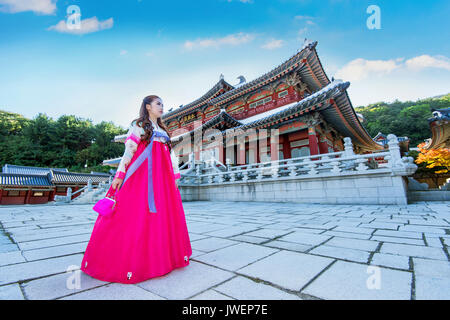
(131, 95), (173, 153)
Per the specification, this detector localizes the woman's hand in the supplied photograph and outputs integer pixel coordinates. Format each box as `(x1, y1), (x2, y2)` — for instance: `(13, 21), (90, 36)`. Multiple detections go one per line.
(112, 178), (123, 191)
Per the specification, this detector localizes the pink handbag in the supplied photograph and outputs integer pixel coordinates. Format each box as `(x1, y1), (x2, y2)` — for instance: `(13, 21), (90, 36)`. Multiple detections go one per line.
(93, 186), (118, 217)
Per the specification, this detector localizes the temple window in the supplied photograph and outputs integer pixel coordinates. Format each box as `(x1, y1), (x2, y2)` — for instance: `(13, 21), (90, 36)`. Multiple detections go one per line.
(278, 90), (288, 98)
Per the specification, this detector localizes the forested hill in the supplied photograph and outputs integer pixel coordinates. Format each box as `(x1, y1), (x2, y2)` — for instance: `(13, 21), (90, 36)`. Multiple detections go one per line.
(355, 93), (450, 146)
(0, 111), (127, 173)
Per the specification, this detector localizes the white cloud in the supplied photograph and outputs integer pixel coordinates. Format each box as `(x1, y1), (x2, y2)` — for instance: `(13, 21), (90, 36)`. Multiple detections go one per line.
(183, 32), (255, 50)
(120, 50), (128, 56)
(335, 55), (450, 81)
(261, 39), (284, 50)
(335, 58), (402, 81)
(405, 55), (450, 71)
(298, 27), (308, 36)
(294, 15), (315, 20)
(47, 16), (113, 35)
(0, 0), (57, 14)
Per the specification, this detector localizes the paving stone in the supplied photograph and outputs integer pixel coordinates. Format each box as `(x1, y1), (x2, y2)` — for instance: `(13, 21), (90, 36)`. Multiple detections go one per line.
(229, 235), (269, 244)
(0, 254), (84, 285)
(190, 289), (234, 300)
(188, 223), (230, 234)
(0, 250), (26, 266)
(332, 226), (375, 235)
(0, 243), (19, 253)
(370, 253), (410, 270)
(60, 283), (165, 300)
(424, 236), (444, 248)
(22, 269), (108, 300)
(371, 235), (425, 246)
(262, 240), (311, 253)
(136, 260), (234, 299)
(11, 228), (93, 243)
(237, 250), (334, 291)
(322, 230), (371, 240)
(191, 237), (238, 252)
(309, 245), (370, 263)
(194, 243), (278, 271)
(413, 258), (450, 300)
(243, 228), (293, 238)
(22, 242), (88, 261)
(214, 276), (301, 300)
(324, 237), (379, 251)
(399, 225), (446, 234)
(359, 222), (402, 230)
(302, 260), (412, 300)
(17, 234), (90, 251)
(205, 225), (260, 237)
(380, 243), (447, 260)
(1, 201), (449, 300)
(373, 229), (423, 239)
(278, 232), (331, 246)
(0, 283), (25, 300)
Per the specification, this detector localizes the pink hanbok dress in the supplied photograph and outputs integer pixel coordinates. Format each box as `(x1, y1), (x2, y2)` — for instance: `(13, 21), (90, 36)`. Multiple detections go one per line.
(80, 120), (192, 284)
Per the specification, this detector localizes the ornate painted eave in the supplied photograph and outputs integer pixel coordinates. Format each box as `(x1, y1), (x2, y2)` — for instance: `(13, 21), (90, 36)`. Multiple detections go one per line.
(171, 79), (385, 152)
(205, 41), (329, 107)
(162, 78), (235, 121)
(423, 107), (450, 149)
(171, 109), (243, 143)
(321, 91), (385, 151)
(227, 79), (348, 132)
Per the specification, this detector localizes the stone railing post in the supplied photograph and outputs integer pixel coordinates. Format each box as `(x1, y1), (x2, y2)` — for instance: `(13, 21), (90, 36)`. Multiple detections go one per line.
(226, 158), (232, 171)
(387, 134), (418, 175)
(188, 152), (195, 169)
(343, 137), (355, 157)
(387, 134), (402, 169)
(87, 178), (93, 191)
(66, 187), (72, 202)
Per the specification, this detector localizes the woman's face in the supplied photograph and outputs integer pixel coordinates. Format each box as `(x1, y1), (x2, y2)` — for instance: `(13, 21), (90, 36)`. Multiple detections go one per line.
(146, 98), (164, 118)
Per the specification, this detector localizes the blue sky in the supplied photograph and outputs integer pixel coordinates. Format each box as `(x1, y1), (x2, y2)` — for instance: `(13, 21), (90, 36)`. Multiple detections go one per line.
(0, 0), (449, 128)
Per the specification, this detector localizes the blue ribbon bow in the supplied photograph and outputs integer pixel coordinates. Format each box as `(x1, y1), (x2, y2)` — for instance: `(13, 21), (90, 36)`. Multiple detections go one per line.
(122, 130), (170, 213)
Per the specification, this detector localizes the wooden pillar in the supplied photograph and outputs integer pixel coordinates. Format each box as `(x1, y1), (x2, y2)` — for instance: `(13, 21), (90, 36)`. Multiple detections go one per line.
(282, 134), (291, 159)
(25, 188), (32, 204)
(308, 126), (320, 157)
(0, 189), (3, 204)
(318, 134), (329, 154)
(49, 189), (56, 202)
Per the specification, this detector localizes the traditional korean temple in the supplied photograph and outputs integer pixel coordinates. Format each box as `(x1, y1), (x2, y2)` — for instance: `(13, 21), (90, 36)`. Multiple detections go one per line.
(162, 40), (384, 165)
(0, 164), (111, 205)
(103, 40), (385, 170)
(422, 107), (450, 149)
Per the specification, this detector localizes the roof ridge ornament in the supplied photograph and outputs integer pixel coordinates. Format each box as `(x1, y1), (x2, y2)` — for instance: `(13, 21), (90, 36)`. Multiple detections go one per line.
(301, 38), (317, 51)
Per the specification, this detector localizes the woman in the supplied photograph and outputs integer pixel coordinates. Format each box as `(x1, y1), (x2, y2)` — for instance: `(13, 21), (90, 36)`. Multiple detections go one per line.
(80, 95), (192, 284)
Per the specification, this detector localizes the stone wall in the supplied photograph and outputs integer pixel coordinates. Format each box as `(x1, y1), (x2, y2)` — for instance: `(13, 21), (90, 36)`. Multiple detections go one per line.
(179, 171), (410, 205)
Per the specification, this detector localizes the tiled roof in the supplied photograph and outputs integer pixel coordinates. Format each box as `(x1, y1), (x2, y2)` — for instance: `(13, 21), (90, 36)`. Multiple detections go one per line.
(2, 164), (68, 174)
(162, 78), (235, 121)
(0, 165), (112, 187)
(172, 79), (349, 141)
(51, 171), (111, 184)
(0, 172), (53, 187)
(161, 40), (328, 122)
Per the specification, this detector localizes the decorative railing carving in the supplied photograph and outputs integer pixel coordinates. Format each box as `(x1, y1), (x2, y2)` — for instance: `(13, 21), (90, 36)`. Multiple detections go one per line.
(178, 134), (417, 186)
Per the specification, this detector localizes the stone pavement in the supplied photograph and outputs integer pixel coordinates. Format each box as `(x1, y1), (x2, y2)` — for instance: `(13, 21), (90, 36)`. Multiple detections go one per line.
(0, 201), (449, 300)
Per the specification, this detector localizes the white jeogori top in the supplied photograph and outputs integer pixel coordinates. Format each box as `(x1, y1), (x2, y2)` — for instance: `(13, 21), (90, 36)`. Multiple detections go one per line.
(114, 120), (180, 180)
